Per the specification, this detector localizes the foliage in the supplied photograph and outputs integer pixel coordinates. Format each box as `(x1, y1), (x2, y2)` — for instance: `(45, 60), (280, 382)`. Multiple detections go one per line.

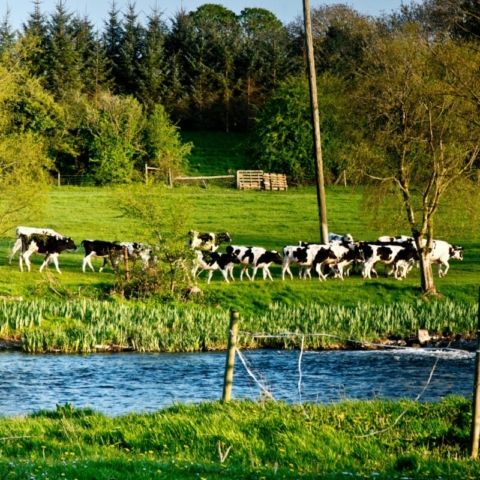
(144, 104), (192, 181)
(0, 297), (476, 353)
(349, 25), (480, 294)
(112, 184), (195, 297)
(250, 75), (351, 184)
(85, 92), (144, 184)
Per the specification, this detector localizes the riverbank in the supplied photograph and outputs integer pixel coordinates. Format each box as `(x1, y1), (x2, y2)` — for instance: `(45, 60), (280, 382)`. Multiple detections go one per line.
(0, 397), (477, 479)
(0, 298), (476, 353)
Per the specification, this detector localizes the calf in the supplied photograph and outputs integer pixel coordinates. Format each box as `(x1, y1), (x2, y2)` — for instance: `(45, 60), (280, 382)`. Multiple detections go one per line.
(20, 234), (77, 273)
(192, 251), (240, 284)
(81, 240), (124, 272)
(188, 231), (232, 252)
(226, 246), (282, 281)
(9, 226), (64, 264)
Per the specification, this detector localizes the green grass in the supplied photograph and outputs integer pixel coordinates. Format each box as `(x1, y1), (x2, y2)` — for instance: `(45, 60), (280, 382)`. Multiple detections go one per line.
(0, 184), (475, 309)
(0, 397), (478, 479)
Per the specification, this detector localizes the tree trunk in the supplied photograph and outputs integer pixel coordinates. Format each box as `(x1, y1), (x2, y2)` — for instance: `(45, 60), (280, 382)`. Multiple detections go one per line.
(418, 249), (438, 296)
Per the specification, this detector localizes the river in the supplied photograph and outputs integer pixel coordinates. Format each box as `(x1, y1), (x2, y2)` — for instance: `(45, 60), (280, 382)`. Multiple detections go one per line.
(0, 348), (474, 416)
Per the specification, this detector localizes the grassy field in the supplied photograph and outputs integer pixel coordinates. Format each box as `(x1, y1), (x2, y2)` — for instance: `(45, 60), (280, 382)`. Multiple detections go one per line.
(0, 397), (479, 479)
(0, 185), (477, 309)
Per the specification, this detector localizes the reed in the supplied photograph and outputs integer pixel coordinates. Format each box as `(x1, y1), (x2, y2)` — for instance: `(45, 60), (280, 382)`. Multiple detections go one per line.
(1, 298), (475, 353)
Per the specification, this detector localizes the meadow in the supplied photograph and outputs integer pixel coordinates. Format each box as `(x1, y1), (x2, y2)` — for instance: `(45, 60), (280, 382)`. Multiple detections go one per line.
(0, 133), (479, 478)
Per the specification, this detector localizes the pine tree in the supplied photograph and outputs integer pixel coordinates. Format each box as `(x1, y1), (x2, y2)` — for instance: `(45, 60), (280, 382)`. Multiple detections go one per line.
(137, 5), (168, 110)
(102, 0), (124, 94)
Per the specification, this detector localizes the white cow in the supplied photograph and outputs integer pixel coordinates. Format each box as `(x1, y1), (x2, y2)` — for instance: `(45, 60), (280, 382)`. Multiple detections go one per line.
(9, 226), (63, 264)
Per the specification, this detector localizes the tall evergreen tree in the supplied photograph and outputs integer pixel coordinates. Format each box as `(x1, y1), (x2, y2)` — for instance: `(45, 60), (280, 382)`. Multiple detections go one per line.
(0, 8), (16, 56)
(103, 0), (124, 93)
(20, 0), (49, 80)
(45, 0), (84, 99)
(117, 2), (144, 96)
(137, 5), (168, 110)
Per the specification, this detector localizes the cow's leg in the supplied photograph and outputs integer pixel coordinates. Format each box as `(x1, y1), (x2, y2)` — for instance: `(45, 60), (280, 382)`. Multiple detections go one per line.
(83, 253), (95, 273)
(315, 264), (326, 281)
(264, 266), (273, 281)
(8, 238), (22, 264)
(99, 257), (109, 273)
(220, 268), (230, 283)
(39, 254), (50, 272)
(19, 253), (24, 272)
(21, 250), (33, 272)
(439, 260), (449, 277)
(206, 269), (215, 284)
(51, 254), (62, 274)
(251, 266), (259, 281)
(281, 261), (293, 281)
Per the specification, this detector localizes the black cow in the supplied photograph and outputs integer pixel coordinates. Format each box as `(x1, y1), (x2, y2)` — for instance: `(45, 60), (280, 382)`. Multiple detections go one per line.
(81, 240), (124, 272)
(19, 234), (77, 274)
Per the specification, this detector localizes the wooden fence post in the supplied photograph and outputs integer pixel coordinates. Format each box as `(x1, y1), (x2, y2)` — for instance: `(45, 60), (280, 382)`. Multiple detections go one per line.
(471, 286), (480, 458)
(222, 309), (239, 402)
(145, 164), (148, 185)
(58, 172), (61, 188)
(123, 245), (130, 282)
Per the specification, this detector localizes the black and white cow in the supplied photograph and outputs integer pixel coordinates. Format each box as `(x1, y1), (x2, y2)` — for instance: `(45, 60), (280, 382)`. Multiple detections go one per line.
(377, 236), (463, 277)
(282, 243), (350, 281)
(188, 231), (232, 252)
(424, 240), (463, 277)
(192, 251), (240, 284)
(358, 242), (418, 280)
(377, 235), (413, 244)
(9, 226), (64, 264)
(120, 242), (155, 269)
(81, 240), (124, 272)
(19, 234), (77, 273)
(225, 246), (282, 281)
(328, 232), (354, 243)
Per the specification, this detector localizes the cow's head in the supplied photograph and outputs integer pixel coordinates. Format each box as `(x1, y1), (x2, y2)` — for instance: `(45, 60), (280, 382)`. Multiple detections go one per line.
(450, 246), (463, 260)
(218, 232), (232, 243)
(63, 237), (77, 252)
(270, 250), (283, 265)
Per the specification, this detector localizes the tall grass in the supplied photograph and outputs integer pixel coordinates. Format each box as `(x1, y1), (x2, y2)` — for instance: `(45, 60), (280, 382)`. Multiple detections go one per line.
(0, 298), (475, 353)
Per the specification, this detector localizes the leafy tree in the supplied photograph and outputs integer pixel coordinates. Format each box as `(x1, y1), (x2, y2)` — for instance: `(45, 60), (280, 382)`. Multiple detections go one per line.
(113, 184), (195, 298)
(237, 8), (291, 130)
(85, 92), (144, 184)
(0, 63), (52, 234)
(251, 75), (350, 184)
(350, 27), (480, 295)
(143, 104), (192, 181)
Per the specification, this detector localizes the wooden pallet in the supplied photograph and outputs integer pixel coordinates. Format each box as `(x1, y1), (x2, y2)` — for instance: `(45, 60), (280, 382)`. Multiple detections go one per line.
(236, 170), (264, 190)
(263, 173), (288, 191)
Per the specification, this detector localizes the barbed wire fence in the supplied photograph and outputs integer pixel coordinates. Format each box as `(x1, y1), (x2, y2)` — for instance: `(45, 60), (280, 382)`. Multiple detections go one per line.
(229, 326), (472, 434)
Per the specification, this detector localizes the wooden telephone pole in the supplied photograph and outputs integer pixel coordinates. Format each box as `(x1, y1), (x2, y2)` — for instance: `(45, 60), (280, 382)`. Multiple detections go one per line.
(303, 0), (329, 244)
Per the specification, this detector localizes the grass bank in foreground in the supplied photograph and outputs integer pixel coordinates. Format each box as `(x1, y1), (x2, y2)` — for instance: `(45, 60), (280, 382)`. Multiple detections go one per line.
(0, 397), (476, 479)
(0, 298), (476, 352)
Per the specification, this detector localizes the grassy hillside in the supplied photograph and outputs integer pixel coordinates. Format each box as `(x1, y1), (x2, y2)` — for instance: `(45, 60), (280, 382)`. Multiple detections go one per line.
(181, 131), (252, 176)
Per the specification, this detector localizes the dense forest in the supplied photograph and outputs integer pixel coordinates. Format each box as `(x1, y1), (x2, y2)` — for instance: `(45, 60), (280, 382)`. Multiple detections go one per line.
(0, 0), (478, 184)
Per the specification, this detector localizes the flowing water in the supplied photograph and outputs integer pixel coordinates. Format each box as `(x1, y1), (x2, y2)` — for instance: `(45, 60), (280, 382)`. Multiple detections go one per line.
(0, 348), (474, 417)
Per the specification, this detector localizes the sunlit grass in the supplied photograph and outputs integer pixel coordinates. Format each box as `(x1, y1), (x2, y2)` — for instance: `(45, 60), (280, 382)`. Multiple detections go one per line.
(0, 397), (478, 479)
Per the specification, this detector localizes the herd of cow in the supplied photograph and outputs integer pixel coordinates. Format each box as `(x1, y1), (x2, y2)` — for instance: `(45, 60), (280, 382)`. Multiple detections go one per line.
(6, 227), (464, 283)
(188, 231), (464, 283)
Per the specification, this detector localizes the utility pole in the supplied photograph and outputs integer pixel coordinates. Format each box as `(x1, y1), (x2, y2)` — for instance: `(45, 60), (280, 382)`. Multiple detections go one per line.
(303, 0), (329, 244)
